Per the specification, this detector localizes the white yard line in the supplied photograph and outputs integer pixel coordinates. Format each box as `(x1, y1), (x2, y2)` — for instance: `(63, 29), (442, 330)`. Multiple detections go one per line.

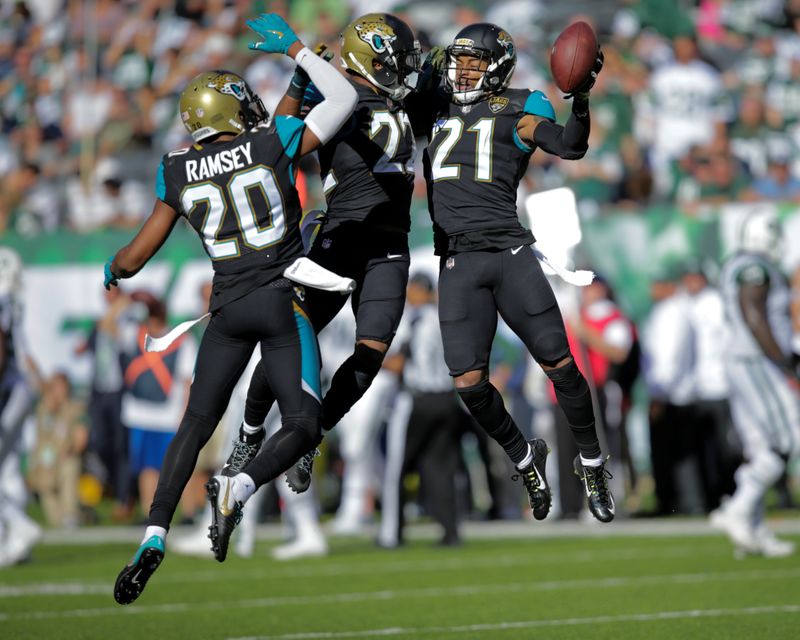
(39, 518), (800, 546)
(2, 568), (799, 619)
(0, 544), (723, 596)
(225, 605), (800, 640)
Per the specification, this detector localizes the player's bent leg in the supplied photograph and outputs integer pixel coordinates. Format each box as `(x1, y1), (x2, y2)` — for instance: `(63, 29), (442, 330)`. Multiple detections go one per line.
(455, 370), (551, 520)
(542, 357), (615, 522)
(222, 361), (273, 477)
(321, 340), (388, 431)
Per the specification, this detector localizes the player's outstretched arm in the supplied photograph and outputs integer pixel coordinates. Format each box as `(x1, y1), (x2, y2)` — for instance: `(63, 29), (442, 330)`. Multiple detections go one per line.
(247, 14), (357, 156)
(105, 200), (179, 288)
(517, 49), (603, 160)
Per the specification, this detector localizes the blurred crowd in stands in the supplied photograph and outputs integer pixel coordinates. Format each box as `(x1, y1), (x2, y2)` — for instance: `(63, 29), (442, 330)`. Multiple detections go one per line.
(2, 0), (800, 558)
(7, 0), (800, 233)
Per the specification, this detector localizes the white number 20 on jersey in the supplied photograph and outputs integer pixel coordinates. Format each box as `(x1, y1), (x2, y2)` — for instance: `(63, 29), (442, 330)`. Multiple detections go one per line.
(181, 166), (286, 260)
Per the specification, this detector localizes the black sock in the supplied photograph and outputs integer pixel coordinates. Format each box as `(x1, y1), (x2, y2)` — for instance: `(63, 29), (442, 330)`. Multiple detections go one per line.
(457, 379), (529, 465)
(545, 360), (601, 459)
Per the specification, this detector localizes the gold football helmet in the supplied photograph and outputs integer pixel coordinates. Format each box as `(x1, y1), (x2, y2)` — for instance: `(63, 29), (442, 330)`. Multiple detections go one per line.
(340, 13), (421, 100)
(179, 70), (268, 142)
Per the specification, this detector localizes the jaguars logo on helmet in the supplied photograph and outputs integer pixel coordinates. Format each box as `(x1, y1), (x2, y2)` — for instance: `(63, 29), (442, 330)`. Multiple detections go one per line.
(179, 70), (268, 142)
(444, 23), (517, 105)
(340, 13), (421, 100)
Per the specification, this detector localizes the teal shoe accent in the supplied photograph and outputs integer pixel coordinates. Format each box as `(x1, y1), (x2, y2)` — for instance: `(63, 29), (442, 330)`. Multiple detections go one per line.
(131, 535), (165, 565)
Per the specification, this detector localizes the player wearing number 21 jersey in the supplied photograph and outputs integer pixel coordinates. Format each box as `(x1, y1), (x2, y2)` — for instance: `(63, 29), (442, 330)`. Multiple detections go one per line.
(109, 14), (358, 605)
(409, 23), (614, 523)
(236, 13), (422, 494)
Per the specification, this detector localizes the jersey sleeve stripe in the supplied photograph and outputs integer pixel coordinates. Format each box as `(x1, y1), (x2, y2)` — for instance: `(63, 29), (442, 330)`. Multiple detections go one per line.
(513, 127), (533, 152)
(523, 90), (556, 121)
(155, 161), (166, 200)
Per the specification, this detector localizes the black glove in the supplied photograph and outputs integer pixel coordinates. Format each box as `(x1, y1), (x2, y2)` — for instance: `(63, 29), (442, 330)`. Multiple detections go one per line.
(287, 43), (333, 100)
(565, 48), (604, 103)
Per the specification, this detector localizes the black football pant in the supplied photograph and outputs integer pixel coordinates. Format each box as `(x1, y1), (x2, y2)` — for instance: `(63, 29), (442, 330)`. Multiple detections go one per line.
(245, 221), (409, 431)
(438, 246), (601, 460)
(148, 282), (321, 530)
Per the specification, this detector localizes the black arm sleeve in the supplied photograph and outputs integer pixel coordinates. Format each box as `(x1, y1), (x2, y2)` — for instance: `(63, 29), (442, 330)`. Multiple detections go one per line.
(532, 108), (590, 160)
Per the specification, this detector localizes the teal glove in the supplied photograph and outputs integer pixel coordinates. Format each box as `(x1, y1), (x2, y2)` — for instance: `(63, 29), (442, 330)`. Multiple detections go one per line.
(104, 256), (119, 290)
(247, 13), (299, 55)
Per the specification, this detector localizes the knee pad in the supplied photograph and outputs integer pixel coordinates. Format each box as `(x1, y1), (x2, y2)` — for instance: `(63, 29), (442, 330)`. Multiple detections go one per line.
(533, 330), (570, 368)
(457, 379), (494, 414)
(352, 343), (385, 390)
(545, 359), (594, 426)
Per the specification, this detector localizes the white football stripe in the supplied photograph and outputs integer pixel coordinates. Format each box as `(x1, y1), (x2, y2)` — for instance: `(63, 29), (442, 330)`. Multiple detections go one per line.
(226, 605), (800, 639)
(1, 568), (799, 617)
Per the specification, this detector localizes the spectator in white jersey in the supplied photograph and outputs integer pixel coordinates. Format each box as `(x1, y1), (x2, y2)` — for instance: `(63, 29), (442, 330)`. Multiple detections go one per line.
(636, 33), (733, 195)
(379, 272), (462, 548)
(711, 210), (800, 557)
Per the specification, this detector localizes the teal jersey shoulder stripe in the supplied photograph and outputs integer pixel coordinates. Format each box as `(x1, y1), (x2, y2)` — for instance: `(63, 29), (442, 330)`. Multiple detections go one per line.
(275, 115), (305, 160)
(523, 90), (555, 121)
(513, 127), (533, 152)
(155, 161), (166, 200)
(293, 302), (321, 402)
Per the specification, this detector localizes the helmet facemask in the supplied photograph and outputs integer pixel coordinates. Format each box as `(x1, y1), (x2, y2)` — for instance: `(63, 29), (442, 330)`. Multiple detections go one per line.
(444, 26), (517, 104)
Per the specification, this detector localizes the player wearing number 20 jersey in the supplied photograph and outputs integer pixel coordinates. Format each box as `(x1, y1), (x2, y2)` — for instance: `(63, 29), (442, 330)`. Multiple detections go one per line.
(412, 23), (614, 523)
(240, 14), (422, 492)
(159, 120), (306, 310)
(110, 28), (359, 604)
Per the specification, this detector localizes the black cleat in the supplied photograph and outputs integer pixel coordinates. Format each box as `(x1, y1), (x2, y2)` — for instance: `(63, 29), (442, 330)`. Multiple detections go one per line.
(206, 476), (243, 562)
(573, 455), (615, 523)
(513, 439), (552, 521)
(221, 428), (264, 477)
(114, 535), (165, 605)
(285, 447), (320, 494)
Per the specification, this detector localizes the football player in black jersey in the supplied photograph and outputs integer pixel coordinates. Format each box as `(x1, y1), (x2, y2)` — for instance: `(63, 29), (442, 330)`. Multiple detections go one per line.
(110, 15), (358, 605)
(412, 23), (613, 523)
(227, 13), (422, 493)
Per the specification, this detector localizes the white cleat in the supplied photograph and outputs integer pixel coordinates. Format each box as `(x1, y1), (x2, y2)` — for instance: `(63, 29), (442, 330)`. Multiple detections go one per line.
(270, 534), (327, 561)
(754, 525), (796, 558)
(710, 507), (760, 556)
(171, 529), (215, 558)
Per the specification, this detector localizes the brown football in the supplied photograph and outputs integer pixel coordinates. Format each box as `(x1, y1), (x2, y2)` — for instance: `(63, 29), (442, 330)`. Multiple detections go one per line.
(549, 21), (598, 93)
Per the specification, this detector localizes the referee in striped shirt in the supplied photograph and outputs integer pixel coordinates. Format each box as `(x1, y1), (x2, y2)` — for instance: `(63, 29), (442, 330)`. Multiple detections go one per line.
(379, 273), (463, 547)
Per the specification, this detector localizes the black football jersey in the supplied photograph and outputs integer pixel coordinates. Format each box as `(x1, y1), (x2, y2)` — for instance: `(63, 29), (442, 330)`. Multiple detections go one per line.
(157, 117), (305, 310)
(309, 80), (415, 233)
(418, 88), (556, 254)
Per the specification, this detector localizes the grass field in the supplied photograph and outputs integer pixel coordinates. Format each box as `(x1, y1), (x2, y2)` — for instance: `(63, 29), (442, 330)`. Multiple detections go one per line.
(1, 524), (800, 640)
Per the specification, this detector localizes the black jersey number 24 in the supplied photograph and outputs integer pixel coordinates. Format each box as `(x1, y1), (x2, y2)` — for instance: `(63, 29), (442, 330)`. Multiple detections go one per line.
(430, 117), (495, 183)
